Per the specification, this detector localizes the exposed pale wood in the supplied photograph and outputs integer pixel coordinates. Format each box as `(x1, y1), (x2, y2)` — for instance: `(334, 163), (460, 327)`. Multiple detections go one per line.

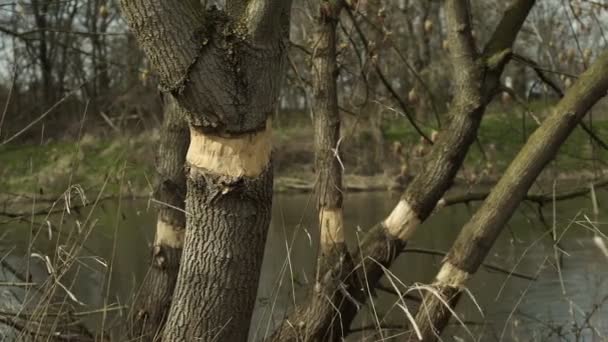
(154, 220), (184, 249)
(383, 200), (420, 240)
(187, 120), (272, 177)
(319, 208), (344, 246)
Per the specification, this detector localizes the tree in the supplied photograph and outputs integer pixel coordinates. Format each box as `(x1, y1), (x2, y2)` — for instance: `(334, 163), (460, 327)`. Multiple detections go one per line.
(120, 1), (292, 340)
(409, 48), (608, 342)
(129, 95), (189, 341)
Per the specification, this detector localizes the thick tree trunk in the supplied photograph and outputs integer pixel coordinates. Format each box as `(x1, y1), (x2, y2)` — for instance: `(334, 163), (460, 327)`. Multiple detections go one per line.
(120, 1), (292, 340)
(166, 139), (273, 341)
(409, 50), (608, 342)
(272, 3), (355, 341)
(129, 95), (189, 341)
(412, 1), (435, 123)
(272, 1), (536, 339)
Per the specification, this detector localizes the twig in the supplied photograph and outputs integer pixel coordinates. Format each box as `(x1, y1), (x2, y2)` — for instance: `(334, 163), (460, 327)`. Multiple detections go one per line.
(403, 248), (537, 281)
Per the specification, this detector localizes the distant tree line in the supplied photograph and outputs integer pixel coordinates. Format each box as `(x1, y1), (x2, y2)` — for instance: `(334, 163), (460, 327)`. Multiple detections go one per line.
(1, 0), (604, 146)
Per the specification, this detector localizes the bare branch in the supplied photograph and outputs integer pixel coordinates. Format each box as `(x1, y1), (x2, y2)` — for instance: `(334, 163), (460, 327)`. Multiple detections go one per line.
(484, 0), (537, 57)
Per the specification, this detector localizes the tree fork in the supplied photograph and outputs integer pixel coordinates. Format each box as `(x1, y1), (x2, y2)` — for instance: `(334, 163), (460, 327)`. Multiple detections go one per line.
(410, 50), (608, 342)
(129, 95), (189, 341)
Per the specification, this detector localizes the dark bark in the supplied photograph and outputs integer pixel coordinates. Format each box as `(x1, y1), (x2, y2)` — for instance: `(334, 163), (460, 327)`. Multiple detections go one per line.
(120, 1), (292, 340)
(411, 50), (608, 341)
(129, 95), (189, 341)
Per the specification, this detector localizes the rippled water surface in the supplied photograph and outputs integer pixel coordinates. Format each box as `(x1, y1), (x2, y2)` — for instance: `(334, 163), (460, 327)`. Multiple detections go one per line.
(2, 187), (607, 341)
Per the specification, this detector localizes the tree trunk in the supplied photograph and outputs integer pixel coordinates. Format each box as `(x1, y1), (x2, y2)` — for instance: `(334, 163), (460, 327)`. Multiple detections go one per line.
(409, 50), (608, 342)
(272, 2), (355, 340)
(129, 95), (189, 341)
(120, 1), (292, 340)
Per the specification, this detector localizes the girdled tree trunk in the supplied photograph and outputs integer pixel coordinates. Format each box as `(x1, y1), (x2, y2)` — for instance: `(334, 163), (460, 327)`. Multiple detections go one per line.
(409, 50), (608, 342)
(272, 0), (536, 339)
(129, 95), (189, 341)
(272, 2), (355, 340)
(120, 1), (292, 341)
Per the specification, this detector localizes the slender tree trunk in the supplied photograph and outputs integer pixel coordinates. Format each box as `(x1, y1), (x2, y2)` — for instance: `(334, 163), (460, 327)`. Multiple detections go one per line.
(272, 2), (355, 340)
(409, 50), (608, 342)
(129, 95), (189, 341)
(120, 1), (292, 340)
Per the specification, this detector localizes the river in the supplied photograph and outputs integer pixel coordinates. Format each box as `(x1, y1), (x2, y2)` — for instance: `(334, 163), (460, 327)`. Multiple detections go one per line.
(1, 187), (607, 341)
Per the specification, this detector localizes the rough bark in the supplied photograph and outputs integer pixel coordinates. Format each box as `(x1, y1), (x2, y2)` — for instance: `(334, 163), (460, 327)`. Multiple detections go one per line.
(410, 50), (608, 341)
(120, 0), (291, 135)
(272, 2), (355, 340)
(272, 1), (536, 340)
(120, 1), (292, 341)
(129, 95), (189, 341)
(165, 163), (273, 341)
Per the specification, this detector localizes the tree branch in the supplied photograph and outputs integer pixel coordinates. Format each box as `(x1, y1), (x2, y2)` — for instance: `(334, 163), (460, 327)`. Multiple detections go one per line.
(484, 0), (536, 57)
(443, 178), (608, 206)
(410, 49), (608, 341)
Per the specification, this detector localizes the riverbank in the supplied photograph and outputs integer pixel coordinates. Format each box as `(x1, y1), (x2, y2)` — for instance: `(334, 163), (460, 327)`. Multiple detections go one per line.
(1, 110), (607, 196)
